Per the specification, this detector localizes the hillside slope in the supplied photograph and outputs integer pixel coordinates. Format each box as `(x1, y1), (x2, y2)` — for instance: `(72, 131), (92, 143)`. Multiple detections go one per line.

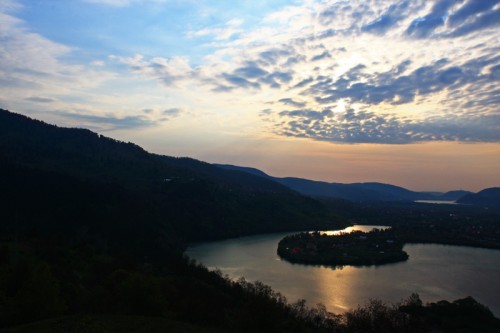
(0, 109), (344, 257)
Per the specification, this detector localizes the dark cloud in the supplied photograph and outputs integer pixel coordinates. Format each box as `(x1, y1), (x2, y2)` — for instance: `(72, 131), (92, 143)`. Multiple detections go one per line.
(311, 51), (331, 61)
(406, 0), (458, 38)
(279, 109), (334, 121)
(276, 109), (500, 144)
(279, 98), (306, 108)
(447, 0), (499, 27)
(259, 71), (293, 88)
(319, 2), (369, 26)
(222, 74), (260, 89)
(490, 64), (500, 80)
(292, 77), (314, 89)
(235, 64), (268, 78)
(163, 108), (182, 117)
(404, 0), (500, 39)
(308, 57), (494, 106)
(25, 96), (56, 103)
(56, 112), (155, 130)
(258, 49), (293, 66)
(361, 1), (410, 34)
(214, 62), (294, 91)
(447, 8), (500, 37)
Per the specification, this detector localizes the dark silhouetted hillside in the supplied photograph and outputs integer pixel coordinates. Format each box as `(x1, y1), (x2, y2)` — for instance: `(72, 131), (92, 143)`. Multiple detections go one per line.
(0, 109), (344, 257)
(458, 188), (500, 208)
(437, 190), (473, 201)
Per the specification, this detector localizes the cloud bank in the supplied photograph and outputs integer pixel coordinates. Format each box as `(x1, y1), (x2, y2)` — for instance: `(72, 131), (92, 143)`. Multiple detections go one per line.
(2, 0), (499, 143)
(111, 0), (500, 143)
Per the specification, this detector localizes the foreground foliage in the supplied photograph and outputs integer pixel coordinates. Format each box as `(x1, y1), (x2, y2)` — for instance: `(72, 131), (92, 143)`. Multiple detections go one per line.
(1, 240), (499, 333)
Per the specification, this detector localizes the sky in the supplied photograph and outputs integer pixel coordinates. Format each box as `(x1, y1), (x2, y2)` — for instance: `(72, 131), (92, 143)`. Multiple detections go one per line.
(1, 0), (499, 191)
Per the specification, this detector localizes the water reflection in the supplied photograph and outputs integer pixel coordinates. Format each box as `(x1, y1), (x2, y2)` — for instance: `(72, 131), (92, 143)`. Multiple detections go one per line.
(186, 226), (500, 316)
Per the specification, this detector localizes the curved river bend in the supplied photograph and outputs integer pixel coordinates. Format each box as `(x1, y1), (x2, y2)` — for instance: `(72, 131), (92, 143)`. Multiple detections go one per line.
(186, 226), (500, 316)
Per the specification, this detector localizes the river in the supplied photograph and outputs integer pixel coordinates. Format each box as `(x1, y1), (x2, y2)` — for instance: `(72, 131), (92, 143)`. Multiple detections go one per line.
(186, 225), (500, 316)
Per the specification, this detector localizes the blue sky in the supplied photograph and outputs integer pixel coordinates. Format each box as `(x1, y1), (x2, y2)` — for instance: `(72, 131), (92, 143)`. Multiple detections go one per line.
(1, 0), (499, 190)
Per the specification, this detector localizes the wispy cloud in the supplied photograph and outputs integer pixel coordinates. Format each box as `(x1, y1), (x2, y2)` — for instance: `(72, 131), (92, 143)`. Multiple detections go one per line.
(56, 111), (156, 131)
(25, 96), (57, 103)
(111, 54), (195, 87)
(189, 18), (244, 41)
(82, 0), (168, 7)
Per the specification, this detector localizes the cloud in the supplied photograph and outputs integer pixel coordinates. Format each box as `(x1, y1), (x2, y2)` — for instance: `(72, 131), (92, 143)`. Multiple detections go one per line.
(306, 56), (497, 107)
(0, 3), (118, 119)
(222, 73), (260, 90)
(447, 8), (500, 37)
(404, 0), (500, 38)
(234, 63), (268, 78)
(190, 18), (243, 41)
(0, 12), (70, 78)
(112, 54), (195, 87)
(102, 0), (499, 144)
(361, 1), (411, 35)
(25, 96), (57, 103)
(310, 51), (331, 62)
(278, 98), (306, 108)
(276, 108), (500, 144)
(447, 0), (499, 27)
(0, 0), (22, 12)
(258, 49), (294, 66)
(82, 0), (168, 7)
(163, 107), (183, 117)
(405, 0), (457, 38)
(56, 111), (155, 130)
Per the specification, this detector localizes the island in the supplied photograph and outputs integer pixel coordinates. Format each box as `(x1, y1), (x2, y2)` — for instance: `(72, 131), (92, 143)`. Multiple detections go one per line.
(277, 228), (409, 266)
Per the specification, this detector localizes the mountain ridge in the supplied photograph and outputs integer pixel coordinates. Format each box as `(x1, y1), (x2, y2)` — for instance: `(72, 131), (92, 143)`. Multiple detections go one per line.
(457, 188), (500, 207)
(0, 108), (344, 257)
(215, 164), (476, 202)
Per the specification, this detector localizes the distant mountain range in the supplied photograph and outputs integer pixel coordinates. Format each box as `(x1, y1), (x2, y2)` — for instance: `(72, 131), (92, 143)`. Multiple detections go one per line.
(215, 164), (493, 204)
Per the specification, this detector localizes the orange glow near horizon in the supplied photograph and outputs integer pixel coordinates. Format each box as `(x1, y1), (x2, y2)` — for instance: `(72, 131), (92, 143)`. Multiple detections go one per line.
(179, 137), (500, 192)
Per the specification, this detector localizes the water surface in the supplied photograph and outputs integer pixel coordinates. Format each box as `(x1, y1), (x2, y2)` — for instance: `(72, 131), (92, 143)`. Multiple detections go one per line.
(414, 200), (457, 204)
(186, 226), (500, 316)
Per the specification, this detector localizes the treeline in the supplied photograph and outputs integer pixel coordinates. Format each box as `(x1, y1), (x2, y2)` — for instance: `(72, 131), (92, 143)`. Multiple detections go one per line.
(1, 240), (499, 333)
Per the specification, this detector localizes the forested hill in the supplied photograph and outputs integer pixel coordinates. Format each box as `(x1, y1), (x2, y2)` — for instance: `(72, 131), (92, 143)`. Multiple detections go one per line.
(0, 109), (344, 258)
(457, 188), (500, 208)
